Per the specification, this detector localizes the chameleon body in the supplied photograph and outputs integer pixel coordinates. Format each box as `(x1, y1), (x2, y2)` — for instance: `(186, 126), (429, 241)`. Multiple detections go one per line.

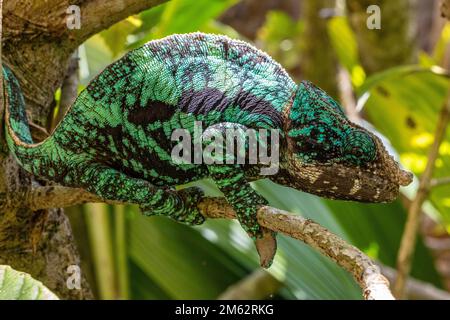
(3, 33), (412, 267)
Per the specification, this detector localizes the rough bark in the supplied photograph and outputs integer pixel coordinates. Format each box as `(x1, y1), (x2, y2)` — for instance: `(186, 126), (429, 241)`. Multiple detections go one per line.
(0, 0), (167, 299)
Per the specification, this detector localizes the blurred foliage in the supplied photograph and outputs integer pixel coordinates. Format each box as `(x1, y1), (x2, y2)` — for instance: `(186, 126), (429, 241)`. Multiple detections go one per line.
(73, 1), (450, 300)
(257, 11), (303, 75)
(360, 67), (450, 229)
(327, 17), (366, 87)
(0, 265), (58, 300)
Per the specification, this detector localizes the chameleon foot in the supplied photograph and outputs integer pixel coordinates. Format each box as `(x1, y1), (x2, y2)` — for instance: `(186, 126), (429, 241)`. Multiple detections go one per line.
(141, 187), (205, 225)
(255, 227), (277, 268)
(174, 187), (206, 225)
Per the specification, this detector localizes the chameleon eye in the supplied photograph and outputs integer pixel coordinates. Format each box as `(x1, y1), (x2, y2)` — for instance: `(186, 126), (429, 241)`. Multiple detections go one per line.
(343, 130), (376, 165)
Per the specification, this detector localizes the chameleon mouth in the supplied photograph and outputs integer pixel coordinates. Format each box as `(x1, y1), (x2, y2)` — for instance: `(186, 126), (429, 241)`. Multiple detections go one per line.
(299, 167), (400, 202)
(285, 153), (409, 203)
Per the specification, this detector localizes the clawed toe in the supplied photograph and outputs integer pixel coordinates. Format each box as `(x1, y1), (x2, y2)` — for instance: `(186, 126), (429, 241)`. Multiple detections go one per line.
(255, 228), (277, 268)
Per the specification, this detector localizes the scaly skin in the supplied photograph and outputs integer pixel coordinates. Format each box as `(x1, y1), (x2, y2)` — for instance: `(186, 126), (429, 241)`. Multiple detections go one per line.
(3, 32), (412, 268)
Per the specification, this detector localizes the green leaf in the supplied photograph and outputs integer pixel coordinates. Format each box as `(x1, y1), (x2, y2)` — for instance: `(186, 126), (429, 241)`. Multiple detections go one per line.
(128, 260), (171, 300)
(137, 0), (237, 43)
(0, 265), (58, 300)
(80, 35), (113, 85)
(127, 208), (248, 299)
(359, 66), (450, 229)
(256, 11), (304, 73)
(324, 200), (442, 287)
(327, 16), (366, 87)
(100, 17), (143, 58)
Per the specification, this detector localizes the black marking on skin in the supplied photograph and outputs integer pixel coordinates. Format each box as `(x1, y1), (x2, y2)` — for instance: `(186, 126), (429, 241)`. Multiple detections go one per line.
(223, 41), (230, 60)
(233, 89), (283, 128)
(101, 124), (200, 185)
(127, 100), (175, 125)
(178, 88), (229, 114)
(181, 61), (213, 86)
(178, 88), (283, 128)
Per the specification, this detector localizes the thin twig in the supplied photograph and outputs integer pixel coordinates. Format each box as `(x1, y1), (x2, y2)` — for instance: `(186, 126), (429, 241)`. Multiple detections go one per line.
(393, 92), (450, 299)
(337, 66), (360, 123)
(51, 50), (79, 132)
(380, 264), (450, 300)
(430, 176), (450, 188)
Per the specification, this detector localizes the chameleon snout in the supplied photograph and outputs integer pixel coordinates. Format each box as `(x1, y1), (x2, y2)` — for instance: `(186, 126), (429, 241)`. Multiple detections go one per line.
(397, 168), (413, 186)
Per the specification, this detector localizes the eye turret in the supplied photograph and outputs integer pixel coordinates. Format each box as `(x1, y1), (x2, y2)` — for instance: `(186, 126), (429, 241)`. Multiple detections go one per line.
(343, 130), (377, 165)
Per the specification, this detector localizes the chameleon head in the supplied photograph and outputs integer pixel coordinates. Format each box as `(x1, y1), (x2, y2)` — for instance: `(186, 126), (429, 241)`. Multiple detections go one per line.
(280, 81), (412, 203)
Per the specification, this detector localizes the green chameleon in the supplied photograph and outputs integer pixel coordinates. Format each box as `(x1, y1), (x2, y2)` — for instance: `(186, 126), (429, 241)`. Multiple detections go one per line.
(3, 32), (412, 268)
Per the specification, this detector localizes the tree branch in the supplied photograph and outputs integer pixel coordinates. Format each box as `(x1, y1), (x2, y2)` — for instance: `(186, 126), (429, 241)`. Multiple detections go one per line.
(441, 0), (450, 20)
(393, 90), (450, 298)
(20, 187), (395, 300)
(200, 199), (394, 300)
(337, 66), (360, 123)
(0, 0), (168, 299)
(73, 0), (168, 46)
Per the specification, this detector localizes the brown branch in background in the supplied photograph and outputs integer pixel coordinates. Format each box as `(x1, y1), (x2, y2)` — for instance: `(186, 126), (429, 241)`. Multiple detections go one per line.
(393, 92), (450, 299)
(441, 0), (450, 20)
(74, 0), (169, 45)
(380, 264), (450, 300)
(217, 269), (283, 300)
(51, 50), (79, 132)
(337, 66), (360, 122)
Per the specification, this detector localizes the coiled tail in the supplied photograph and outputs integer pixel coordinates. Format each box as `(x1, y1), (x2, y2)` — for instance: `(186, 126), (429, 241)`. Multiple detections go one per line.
(2, 65), (53, 175)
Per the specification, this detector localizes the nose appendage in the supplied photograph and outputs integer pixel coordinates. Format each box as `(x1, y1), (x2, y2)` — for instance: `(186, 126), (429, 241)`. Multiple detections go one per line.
(398, 168), (413, 186)
(375, 138), (413, 188)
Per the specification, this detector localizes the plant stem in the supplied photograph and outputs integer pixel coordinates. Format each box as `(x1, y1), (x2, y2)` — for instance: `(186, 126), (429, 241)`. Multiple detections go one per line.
(114, 205), (130, 299)
(393, 91), (450, 299)
(84, 203), (116, 299)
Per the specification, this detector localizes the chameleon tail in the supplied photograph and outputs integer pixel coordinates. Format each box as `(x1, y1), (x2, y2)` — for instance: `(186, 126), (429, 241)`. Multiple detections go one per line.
(2, 65), (53, 175)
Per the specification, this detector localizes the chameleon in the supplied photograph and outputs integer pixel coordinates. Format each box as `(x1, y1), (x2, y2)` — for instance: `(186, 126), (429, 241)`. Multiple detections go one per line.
(2, 32), (412, 268)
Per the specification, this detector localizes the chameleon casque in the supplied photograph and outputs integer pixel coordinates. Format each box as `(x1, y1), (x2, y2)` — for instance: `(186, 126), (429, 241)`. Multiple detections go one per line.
(3, 32), (412, 268)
